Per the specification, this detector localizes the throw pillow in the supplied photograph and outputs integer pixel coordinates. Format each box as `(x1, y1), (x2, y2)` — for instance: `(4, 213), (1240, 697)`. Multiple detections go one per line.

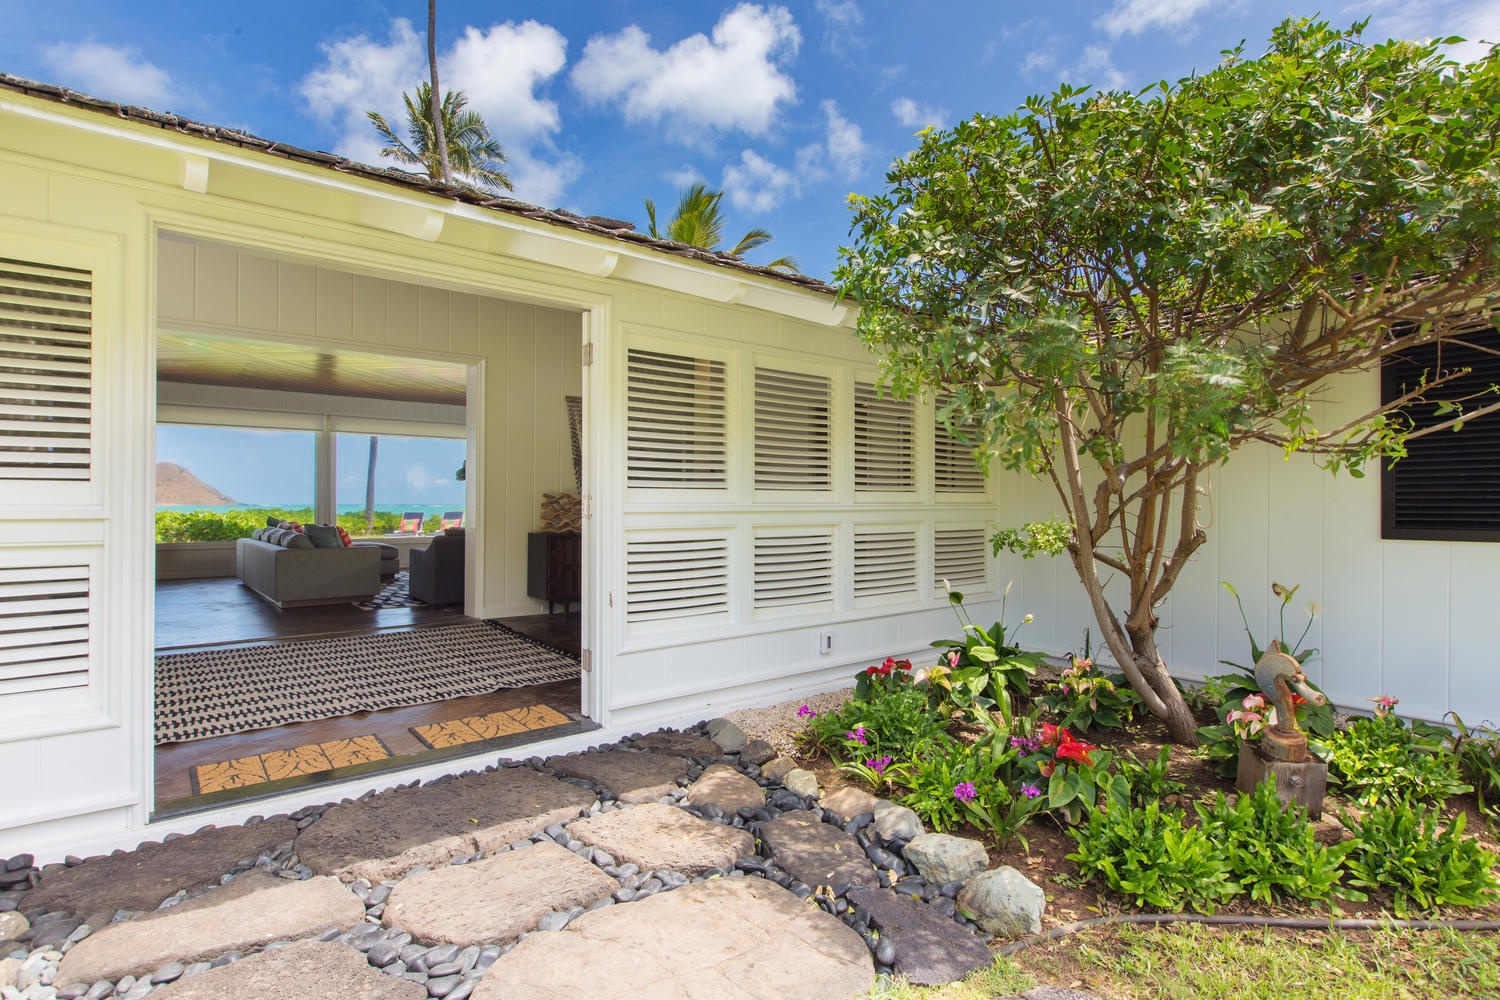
(304, 524), (343, 549)
(335, 525), (353, 547)
(266, 516), (285, 529)
(282, 531), (316, 550)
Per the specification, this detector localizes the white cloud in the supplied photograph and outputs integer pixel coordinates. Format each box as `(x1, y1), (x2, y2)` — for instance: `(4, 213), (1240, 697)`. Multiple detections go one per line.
(1096, 0), (1215, 39)
(815, 0), (868, 57)
(1065, 45), (1129, 91)
(819, 100), (868, 179)
(891, 97), (949, 130)
(1364, 0), (1500, 63)
(723, 149), (797, 212)
(300, 18), (578, 207)
(571, 4), (800, 143)
(1021, 49), (1057, 76)
(666, 164), (705, 188)
(42, 41), (178, 108)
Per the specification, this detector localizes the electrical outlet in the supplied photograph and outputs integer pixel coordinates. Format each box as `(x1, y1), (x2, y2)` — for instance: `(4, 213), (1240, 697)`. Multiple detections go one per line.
(819, 631), (833, 655)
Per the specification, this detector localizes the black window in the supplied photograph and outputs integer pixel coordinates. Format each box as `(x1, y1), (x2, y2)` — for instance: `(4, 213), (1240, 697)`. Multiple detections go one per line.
(1381, 320), (1500, 541)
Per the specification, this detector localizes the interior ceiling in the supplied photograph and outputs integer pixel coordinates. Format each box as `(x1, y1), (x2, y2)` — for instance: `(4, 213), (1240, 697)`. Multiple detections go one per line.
(156, 332), (467, 406)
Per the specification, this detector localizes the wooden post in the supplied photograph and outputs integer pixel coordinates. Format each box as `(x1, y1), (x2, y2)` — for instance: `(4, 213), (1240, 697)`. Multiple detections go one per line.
(1236, 741), (1328, 819)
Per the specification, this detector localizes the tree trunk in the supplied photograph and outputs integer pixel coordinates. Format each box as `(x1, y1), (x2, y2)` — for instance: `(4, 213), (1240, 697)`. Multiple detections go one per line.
(363, 436), (379, 533)
(1123, 619), (1200, 745)
(427, 0), (452, 183)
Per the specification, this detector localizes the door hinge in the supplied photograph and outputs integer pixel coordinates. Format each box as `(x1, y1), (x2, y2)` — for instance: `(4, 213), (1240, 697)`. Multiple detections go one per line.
(582, 343), (593, 366)
(581, 649), (593, 672)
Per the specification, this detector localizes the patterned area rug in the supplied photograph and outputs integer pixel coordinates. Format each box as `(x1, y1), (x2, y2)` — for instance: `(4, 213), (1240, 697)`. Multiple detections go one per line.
(192, 735), (393, 795)
(355, 571), (422, 610)
(155, 622), (581, 744)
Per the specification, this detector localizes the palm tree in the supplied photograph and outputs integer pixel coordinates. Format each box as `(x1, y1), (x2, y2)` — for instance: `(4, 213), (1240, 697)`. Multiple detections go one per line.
(366, 83), (512, 192)
(645, 183), (799, 273)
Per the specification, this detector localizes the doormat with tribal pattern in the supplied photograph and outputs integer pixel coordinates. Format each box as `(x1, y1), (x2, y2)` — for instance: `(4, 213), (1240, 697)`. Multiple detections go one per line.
(155, 621), (580, 745)
(192, 734), (392, 795)
(411, 704), (574, 750)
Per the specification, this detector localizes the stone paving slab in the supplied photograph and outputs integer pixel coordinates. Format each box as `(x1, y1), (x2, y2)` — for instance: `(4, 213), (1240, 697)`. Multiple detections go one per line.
(383, 841), (616, 946)
(757, 812), (878, 894)
(149, 940), (426, 1000)
(568, 803), (754, 876)
(56, 872), (362, 987)
(846, 886), (992, 986)
(473, 876), (872, 1000)
(24, 821), (299, 917)
(545, 750), (693, 804)
(296, 768), (594, 881)
(629, 731), (723, 763)
(685, 764), (764, 814)
(821, 787), (879, 823)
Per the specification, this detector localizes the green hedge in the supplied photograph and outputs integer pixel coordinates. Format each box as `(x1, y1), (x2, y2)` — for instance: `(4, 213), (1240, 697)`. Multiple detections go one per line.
(155, 507), (441, 543)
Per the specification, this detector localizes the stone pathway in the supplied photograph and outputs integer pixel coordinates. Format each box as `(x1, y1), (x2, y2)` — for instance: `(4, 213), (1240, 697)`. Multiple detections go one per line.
(0, 722), (1099, 1000)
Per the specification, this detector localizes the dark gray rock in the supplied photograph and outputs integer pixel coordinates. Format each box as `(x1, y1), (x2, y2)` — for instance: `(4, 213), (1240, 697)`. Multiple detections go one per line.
(757, 812), (878, 895)
(846, 887), (992, 986)
(544, 750), (693, 804)
(704, 719), (747, 753)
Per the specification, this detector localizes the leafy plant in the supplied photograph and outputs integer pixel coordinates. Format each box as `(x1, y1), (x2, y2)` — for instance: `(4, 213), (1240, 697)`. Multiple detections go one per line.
(1339, 803), (1500, 916)
(1220, 580), (1320, 668)
(1194, 674), (1337, 780)
(1118, 746), (1185, 807)
(929, 582), (1045, 715)
(1447, 713), (1500, 822)
(1325, 712), (1470, 809)
(1037, 654), (1142, 731)
(796, 685), (947, 764)
(155, 506), (441, 542)
(1012, 722), (1129, 824)
(1067, 801), (1237, 913)
(1195, 781), (1349, 904)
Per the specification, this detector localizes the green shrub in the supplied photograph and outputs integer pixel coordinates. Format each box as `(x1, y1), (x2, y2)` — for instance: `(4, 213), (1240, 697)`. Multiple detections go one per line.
(1339, 803), (1500, 915)
(796, 685), (946, 764)
(1194, 781), (1348, 904)
(1067, 801), (1237, 913)
(155, 507), (441, 542)
(1037, 655), (1142, 732)
(1325, 713), (1470, 809)
(1447, 713), (1500, 823)
(1118, 746), (1186, 807)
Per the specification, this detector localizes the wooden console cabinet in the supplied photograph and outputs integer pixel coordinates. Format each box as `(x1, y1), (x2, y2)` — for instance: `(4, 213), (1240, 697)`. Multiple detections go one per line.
(527, 531), (580, 614)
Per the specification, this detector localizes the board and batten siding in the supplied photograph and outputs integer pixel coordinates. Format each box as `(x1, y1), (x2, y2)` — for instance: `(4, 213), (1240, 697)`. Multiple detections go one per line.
(156, 236), (583, 619)
(991, 368), (1500, 726)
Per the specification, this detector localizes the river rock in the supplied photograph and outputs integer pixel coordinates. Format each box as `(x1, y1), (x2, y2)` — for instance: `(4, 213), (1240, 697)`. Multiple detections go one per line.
(704, 718), (748, 753)
(903, 833), (989, 886)
(782, 769), (820, 798)
(872, 800), (924, 841)
(958, 866), (1045, 937)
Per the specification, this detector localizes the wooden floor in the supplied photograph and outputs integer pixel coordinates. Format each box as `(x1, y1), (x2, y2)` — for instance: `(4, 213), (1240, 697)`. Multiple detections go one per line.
(153, 577), (584, 812)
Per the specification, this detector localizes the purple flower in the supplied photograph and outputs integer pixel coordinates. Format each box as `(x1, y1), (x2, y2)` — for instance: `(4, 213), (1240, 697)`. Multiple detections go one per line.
(1010, 735), (1042, 754)
(866, 755), (893, 775)
(1020, 783), (1041, 799)
(846, 725), (868, 745)
(796, 704), (816, 719)
(953, 781), (977, 803)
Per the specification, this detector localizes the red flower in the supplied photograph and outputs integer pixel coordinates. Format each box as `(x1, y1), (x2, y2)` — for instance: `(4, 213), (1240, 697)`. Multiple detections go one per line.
(1038, 760), (1056, 778)
(1040, 722), (1063, 747)
(1055, 736), (1098, 766)
(1290, 693), (1306, 707)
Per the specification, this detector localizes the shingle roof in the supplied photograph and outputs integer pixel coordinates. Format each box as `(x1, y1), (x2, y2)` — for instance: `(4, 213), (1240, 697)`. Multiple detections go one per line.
(0, 72), (836, 296)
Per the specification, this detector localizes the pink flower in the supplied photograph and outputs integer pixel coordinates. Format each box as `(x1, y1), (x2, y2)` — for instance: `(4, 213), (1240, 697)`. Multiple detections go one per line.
(953, 782), (977, 803)
(947, 650), (960, 668)
(846, 726), (868, 745)
(1370, 694), (1399, 718)
(866, 756), (893, 775)
(796, 704), (815, 719)
(1242, 693), (1268, 712)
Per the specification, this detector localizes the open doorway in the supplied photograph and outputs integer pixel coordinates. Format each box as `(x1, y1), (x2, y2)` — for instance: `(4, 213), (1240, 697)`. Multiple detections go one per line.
(150, 236), (591, 815)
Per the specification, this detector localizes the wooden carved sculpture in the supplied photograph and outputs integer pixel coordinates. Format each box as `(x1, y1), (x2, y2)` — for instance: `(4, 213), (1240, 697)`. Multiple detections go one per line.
(1253, 639), (1327, 762)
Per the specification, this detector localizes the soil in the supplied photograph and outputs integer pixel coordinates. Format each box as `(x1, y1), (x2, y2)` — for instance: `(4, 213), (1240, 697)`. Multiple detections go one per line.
(773, 686), (1500, 931)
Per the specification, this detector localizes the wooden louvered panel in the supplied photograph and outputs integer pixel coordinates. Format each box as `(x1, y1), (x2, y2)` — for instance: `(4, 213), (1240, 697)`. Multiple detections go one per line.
(934, 395), (986, 494)
(626, 349), (727, 489)
(0, 256), (92, 483)
(755, 368), (831, 491)
(753, 531), (834, 610)
(626, 536), (731, 623)
(854, 382), (914, 491)
(934, 527), (988, 592)
(1382, 323), (1500, 539)
(0, 562), (90, 695)
(853, 529), (918, 600)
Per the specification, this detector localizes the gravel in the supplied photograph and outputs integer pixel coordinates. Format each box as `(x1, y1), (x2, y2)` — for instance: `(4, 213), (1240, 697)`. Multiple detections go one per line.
(722, 687), (852, 758)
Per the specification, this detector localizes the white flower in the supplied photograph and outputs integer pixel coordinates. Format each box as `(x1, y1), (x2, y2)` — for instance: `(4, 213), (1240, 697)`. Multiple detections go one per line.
(1022, 613), (1034, 625)
(942, 578), (952, 593)
(1305, 601), (1322, 618)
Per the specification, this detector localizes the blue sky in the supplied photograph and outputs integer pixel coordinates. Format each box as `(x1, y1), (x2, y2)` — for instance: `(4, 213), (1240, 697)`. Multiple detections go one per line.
(4, 1), (1494, 280)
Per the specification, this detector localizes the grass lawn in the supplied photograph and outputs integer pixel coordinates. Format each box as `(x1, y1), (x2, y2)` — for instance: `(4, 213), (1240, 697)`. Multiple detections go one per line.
(869, 924), (1500, 1000)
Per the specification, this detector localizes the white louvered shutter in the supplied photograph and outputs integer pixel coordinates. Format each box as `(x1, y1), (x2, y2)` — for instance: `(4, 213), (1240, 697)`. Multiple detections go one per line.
(854, 381), (914, 492)
(0, 257), (93, 482)
(853, 528), (918, 602)
(754, 368), (831, 491)
(934, 396), (985, 494)
(753, 530), (834, 614)
(934, 527), (989, 593)
(0, 562), (91, 695)
(625, 535), (731, 625)
(626, 349), (727, 489)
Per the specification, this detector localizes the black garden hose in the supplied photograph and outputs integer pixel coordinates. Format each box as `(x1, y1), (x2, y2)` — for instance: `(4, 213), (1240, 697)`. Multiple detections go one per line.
(994, 911), (1500, 956)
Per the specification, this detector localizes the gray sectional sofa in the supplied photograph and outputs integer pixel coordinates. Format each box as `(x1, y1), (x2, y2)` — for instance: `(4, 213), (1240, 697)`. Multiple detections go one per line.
(236, 532), (380, 609)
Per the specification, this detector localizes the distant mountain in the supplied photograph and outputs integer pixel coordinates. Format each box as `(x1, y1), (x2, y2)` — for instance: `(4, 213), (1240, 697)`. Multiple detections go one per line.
(156, 462), (237, 506)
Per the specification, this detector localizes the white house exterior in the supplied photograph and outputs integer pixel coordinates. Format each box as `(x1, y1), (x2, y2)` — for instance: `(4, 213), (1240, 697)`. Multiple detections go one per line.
(1, 76), (1495, 862)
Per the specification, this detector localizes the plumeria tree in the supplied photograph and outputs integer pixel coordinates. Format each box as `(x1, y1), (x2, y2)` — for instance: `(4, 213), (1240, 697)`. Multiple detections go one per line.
(837, 19), (1500, 743)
